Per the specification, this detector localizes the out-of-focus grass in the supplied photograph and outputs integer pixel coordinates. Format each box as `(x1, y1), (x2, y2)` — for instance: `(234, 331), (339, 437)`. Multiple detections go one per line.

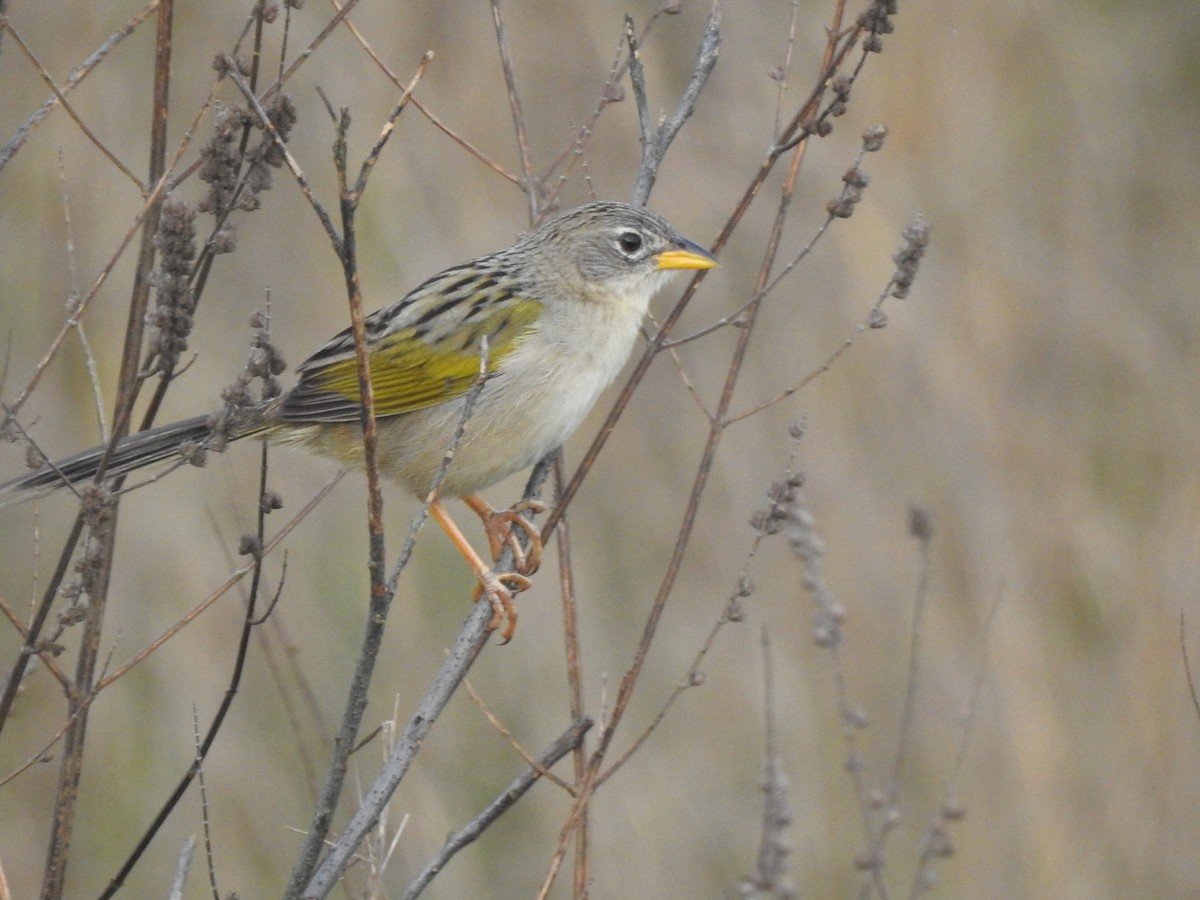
(1, 2), (1198, 897)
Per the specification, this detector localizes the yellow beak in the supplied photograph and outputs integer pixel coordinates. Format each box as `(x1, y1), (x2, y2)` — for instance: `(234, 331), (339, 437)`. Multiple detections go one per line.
(654, 239), (718, 271)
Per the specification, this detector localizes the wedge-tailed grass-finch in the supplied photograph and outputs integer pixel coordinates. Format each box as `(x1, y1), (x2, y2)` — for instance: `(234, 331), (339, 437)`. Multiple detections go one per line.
(1, 201), (717, 640)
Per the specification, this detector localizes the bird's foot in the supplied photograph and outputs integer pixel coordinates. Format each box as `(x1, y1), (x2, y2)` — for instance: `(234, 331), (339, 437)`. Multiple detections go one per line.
(475, 569), (532, 644)
(465, 496), (546, 576)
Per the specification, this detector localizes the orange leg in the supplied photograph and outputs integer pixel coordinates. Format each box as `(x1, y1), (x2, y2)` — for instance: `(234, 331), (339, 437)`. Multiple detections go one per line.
(462, 493), (545, 576)
(428, 497), (529, 642)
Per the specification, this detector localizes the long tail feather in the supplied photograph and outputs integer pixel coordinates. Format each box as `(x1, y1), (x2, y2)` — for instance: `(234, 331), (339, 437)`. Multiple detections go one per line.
(1, 414), (220, 503)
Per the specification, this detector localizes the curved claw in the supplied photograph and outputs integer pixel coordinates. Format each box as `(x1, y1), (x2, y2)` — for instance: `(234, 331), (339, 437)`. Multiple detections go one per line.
(476, 570), (522, 643)
(464, 495), (546, 576)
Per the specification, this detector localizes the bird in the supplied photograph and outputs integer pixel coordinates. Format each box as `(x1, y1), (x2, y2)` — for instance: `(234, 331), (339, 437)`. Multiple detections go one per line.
(0, 201), (716, 639)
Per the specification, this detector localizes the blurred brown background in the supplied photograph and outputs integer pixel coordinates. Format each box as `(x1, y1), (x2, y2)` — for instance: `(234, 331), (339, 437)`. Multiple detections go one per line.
(1, 2), (1198, 897)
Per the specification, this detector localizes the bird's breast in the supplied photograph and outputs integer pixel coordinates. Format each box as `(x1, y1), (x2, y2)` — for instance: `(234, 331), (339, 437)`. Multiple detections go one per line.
(359, 292), (646, 498)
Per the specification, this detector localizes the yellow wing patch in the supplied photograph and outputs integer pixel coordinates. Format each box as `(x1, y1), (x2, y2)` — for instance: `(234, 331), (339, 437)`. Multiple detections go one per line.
(279, 301), (540, 423)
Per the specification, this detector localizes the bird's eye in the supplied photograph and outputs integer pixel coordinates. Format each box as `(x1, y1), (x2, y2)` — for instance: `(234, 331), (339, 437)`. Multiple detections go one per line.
(616, 230), (643, 256)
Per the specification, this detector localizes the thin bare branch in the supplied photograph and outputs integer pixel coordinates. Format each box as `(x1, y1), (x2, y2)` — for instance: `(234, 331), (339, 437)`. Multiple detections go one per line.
(3, 81), (207, 423)
(101, 422), (281, 900)
(663, 136), (871, 352)
(490, 0), (537, 217)
(880, 509), (937, 864)
(598, 435), (805, 785)
(771, 0), (803, 139)
(96, 474), (343, 692)
(348, 51), (434, 200)
(628, 2), (721, 205)
(402, 717), (592, 900)
(193, 707), (219, 900)
(463, 674), (573, 792)
(0, 0), (160, 169)
(740, 628), (795, 899)
(299, 600), (494, 897)
(55, 149), (108, 441)
(41, 6), (176, 890)
(223, 58), (343, 257)
(0, 16), (147, 186)
(907, 584), (1002, 899)
(550, 459), (591, 897)
(269, 0), (368, 103)
(784, 456), (897, 895)
(167, 834), (194, 900)
(294, 345), (496, 897)
(726, 212), (928, 425)
(285, 65), (435, 882)
(1184, 612), (1200, 724)
(324, 0), (520, 185)
(0, 700), (86, 789)
(543, 5), (731, 539)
